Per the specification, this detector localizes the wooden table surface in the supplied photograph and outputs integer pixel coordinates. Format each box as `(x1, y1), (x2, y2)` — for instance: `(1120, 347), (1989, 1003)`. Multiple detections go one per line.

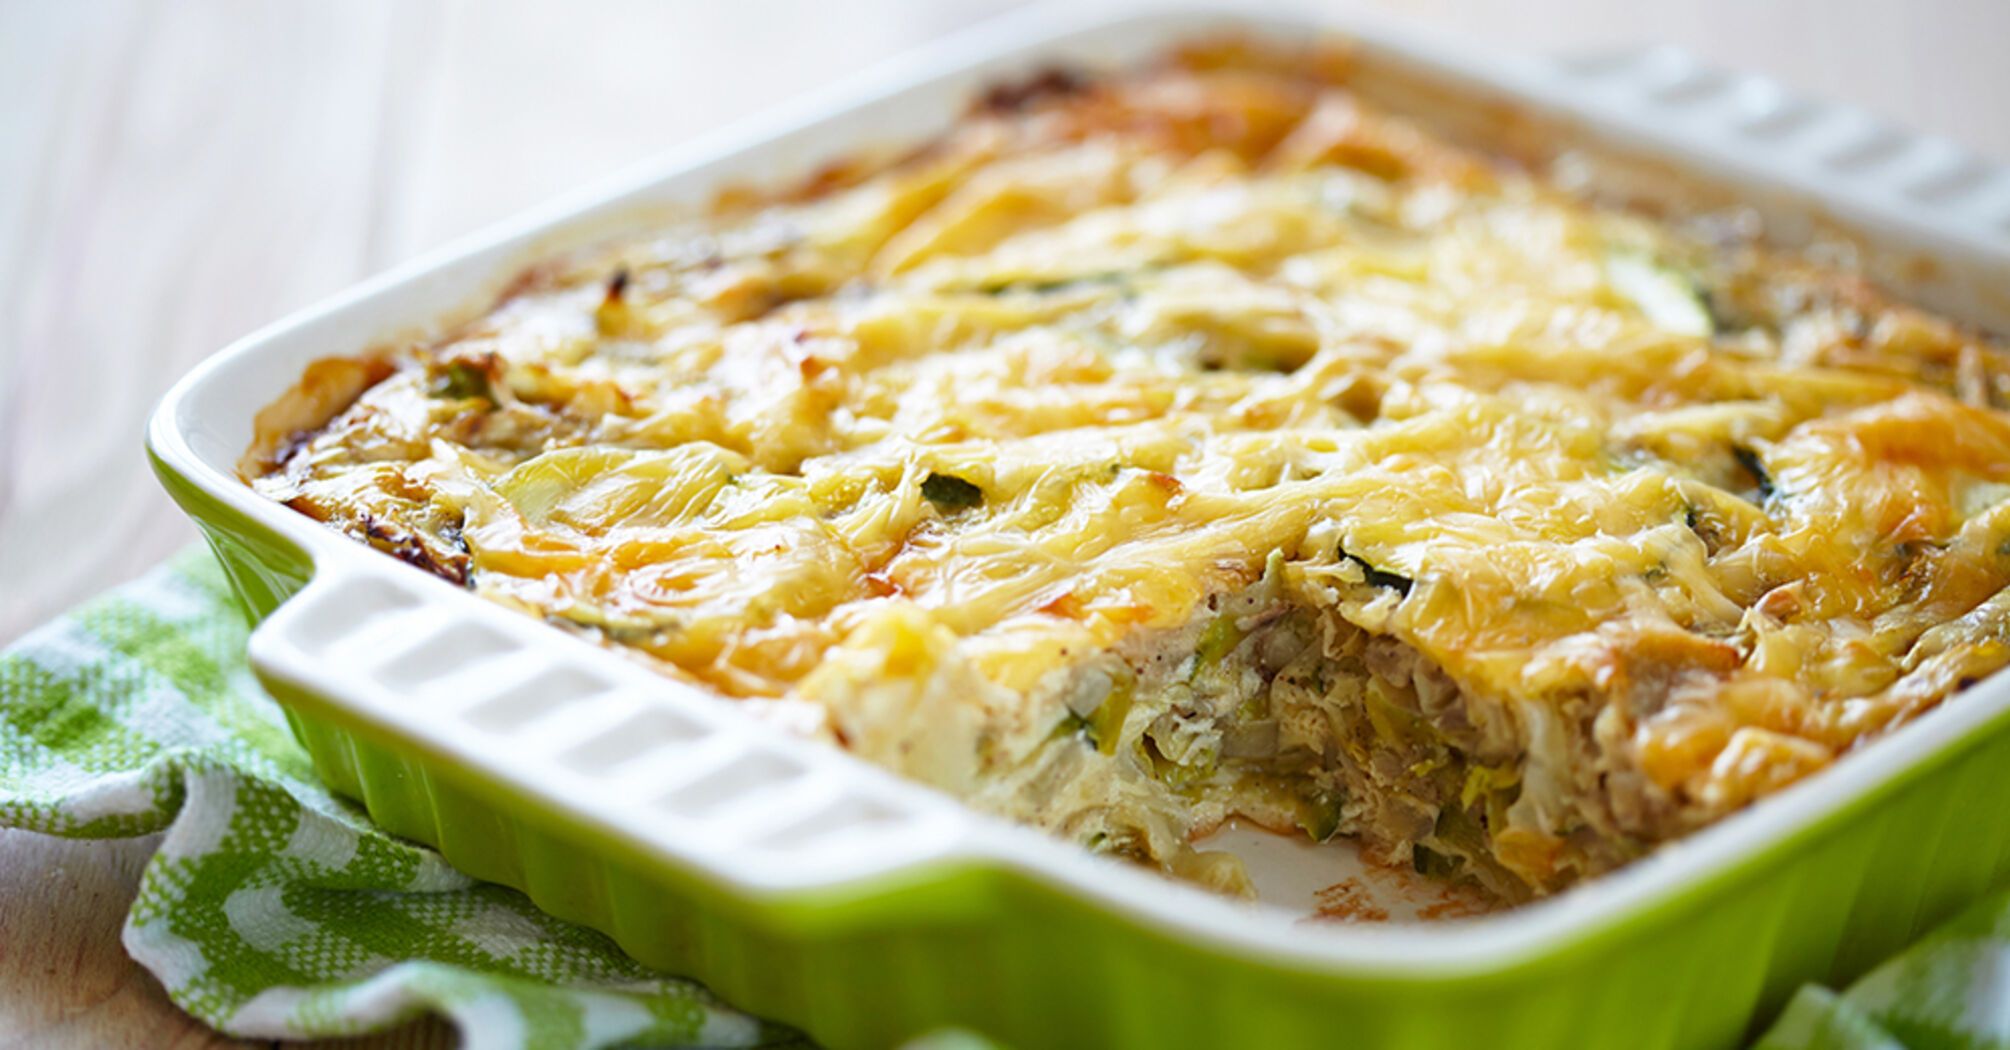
(3, 1), (2007, 1045)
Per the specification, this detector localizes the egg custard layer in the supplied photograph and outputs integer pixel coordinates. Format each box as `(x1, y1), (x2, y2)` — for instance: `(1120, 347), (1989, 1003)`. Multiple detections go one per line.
(253, 44), (2010, 903)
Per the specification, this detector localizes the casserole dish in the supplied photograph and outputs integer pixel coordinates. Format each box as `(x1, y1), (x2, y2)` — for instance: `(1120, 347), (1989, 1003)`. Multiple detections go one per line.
(148, 5), (2010, 1048)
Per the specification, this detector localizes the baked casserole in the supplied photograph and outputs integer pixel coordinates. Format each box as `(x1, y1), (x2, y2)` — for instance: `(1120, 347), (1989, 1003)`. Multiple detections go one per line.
(248, 43), (2010, 905)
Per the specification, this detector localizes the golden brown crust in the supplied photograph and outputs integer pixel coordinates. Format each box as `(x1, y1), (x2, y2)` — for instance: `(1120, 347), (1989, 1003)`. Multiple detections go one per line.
(251, 41), (2010, 896)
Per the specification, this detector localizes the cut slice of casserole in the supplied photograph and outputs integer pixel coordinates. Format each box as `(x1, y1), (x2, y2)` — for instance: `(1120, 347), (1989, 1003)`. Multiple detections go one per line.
(249, 41), (2010, 905)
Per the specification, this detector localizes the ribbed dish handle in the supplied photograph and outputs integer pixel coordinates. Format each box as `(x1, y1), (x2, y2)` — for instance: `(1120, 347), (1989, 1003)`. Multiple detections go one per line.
(247, 559), (971, 894)
(1532, 45), (2010, 254)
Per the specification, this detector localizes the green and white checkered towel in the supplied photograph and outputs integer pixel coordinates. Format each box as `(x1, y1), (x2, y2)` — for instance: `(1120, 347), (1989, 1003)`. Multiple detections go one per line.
(2, 548), (2008, 1049)
(1755, 898), (2010, 1050)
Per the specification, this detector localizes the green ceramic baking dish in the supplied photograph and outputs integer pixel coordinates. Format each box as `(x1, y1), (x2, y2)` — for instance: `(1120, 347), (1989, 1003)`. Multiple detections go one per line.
(146, 5), (2010, 1048)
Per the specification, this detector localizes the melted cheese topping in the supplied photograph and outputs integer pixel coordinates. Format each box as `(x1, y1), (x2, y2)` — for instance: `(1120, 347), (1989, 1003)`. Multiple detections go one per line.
(257, 43), (2010, 846)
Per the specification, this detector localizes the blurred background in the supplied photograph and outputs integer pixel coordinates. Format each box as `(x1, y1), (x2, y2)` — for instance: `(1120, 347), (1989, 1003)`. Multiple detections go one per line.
(3, 0), (2009, 646)
(2, 1), (2007, 1044)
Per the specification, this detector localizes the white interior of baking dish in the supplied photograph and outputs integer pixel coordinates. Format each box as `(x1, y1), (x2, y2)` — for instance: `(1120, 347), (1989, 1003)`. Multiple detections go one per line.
(149, 0), (2010, 974)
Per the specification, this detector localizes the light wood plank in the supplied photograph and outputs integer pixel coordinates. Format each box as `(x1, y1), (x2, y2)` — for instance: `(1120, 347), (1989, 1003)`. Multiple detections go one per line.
(382, 0), (1024, 255)
(0, 0), (420, 643)
(0, 832), (241, 1049)
(0, 2), (449, 1046)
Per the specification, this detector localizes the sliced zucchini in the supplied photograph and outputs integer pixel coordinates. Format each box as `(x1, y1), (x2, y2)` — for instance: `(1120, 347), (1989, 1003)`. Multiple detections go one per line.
(920, 472), (984, 510)
(1605, 252), (1714, 338)
(1339, 547), (1414, 595)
